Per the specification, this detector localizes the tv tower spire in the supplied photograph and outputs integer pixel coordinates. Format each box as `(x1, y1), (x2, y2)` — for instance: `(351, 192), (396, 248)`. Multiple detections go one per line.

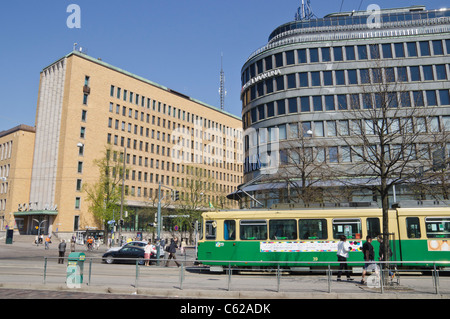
(219, 53), (227, 110)
(295, 0), (316, 21)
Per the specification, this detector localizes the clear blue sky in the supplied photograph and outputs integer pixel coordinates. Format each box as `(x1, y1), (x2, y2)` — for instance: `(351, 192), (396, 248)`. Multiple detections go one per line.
(0, 0), (447, 131)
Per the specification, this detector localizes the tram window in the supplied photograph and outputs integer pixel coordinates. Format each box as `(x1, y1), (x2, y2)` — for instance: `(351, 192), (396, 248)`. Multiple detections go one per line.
(299, 219), (328, 239)
(269, 219), (297, 240)
(425, 217), (450, 239)
(240, 220), (267, 240)
(332, 219), (362, 239)
(224, 220), (236, 240)
(205, 220), (216, 240)
(406, 217), (421, 238)
(367, 218), (381, 238)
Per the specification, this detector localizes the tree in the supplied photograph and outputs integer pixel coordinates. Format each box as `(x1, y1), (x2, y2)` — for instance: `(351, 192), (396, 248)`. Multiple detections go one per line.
(83, 146), (127, 230)
(336, 56), (433, 261)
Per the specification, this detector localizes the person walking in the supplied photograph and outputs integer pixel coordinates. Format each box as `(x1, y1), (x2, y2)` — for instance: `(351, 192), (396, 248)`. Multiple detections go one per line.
(336, 235), (353, 281)
(361, 235), (375, 284)
(165, 237), (180, 267)
(58, 240), (67, 264)
(144, 241), (152, 266)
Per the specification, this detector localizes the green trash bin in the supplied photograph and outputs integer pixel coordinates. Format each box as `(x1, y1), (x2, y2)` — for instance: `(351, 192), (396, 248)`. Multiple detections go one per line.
(5, 229), (13, 244)
(67, 252), (86, 287)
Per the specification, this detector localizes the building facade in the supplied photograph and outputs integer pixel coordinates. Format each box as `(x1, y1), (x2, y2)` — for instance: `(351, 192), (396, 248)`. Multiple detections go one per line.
(18, 51), (243, 236)
(0, 125), (35, 232)
(239, 5), (450, 208)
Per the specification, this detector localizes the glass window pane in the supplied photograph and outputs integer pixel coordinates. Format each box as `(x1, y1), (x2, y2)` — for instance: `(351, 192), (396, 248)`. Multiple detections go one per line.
(277, 100), (286, 115)
(325, 95), (335, 111)
(426, 218), (450, 239)
(224, 220), (236, 240)
(310, 48), (319, 62)
(367, 218), (381, 238)
(406, 217), (421, 239)
(288, 98), (298, 113)
(338, 94), (347, 110)
(240, 220), (267, 240)
(287, 74), (296, 88)
(335, 70), (345, 85)
(299, 219), (328, 239)
(323, 71), (333, 86)
(311, 71), (321, 86)
(269, 220), (297, 240)
(436, 65), (447, 80)
(358, 45), (367, 60)
(275, 53), (283, 67)
(267, 102), (275, 117)
(407, 42), (418, 57)
(439, 89), (450, 105)
(298, 49), (307, 64)
(333, 219), (362, 239)
(286, 50), (295, 65)
(382, 43), (392, 58)
(265, 56), (273, 70)
(394, 43), (405, 57)
(360, 69), (370, 83)
(432, 40), (444, 55)
(410, 66), (421, 81)
(348, 69), (357, 84)
(426, 90), (437, 106)
(333, 46), (343, 61)
(205, 220), (217, 240)
(419, 41), (430, 56)
(300, 96), (310, 112)
(313, 96), (322, 112)
(397, 67), (408, 82)
(299, 72), (309, 87)
(321, 47), (331, 62)
(345, 46), (355, 60)
(423, 65), (434, 81)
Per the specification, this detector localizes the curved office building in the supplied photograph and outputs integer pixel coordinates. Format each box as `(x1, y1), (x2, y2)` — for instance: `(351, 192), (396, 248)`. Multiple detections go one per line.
(239, 5), (450, 208)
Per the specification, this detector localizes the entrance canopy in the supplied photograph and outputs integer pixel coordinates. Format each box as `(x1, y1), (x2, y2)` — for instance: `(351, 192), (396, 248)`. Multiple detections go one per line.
(14, 210), (58, 217)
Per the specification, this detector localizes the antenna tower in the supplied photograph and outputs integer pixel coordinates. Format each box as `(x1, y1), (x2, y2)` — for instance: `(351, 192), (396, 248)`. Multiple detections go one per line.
(219, 53), (226, 110)
(295, 0), (316, 21)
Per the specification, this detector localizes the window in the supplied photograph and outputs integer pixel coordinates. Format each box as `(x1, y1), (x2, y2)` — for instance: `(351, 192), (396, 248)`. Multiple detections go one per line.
(419, 41), (430, 56)
(439, 89), (450, 105)
(394, 43), (405, 57)
(286, 50), (295, 65)
(299, 219), (328, 239)
(275, 76), (284, 91)
(335, 70), (345, 85)
(287, 74), (296, 88)
(321, 47), (331, 62)
(332, 218), (362, 239)
(345, 46), (355, 60)
(436, 65), (447, 80)
(277, 100), (286, 115)
(382, 43), (392, 58)
(323, 71), (333, 86)
(367, 218), (381, 238)
(240, 220), (267, 240)
(298, 49), (307, 64)
(300, 96), (310, 112)
(275, 53), (283, 67)
(325, 95), (335, 111)
(426, 218), (450, 239)
(426, 90), (437, 106)
(407, 42), (417, 57)
(357, 45), (367, 60)
(309, 48), (319, 62)
(410, 66), (421, 81)
(397, 67), (408, 82)
(205, 220), (216, 240)
(288, 98), (298, 114)
(329, 146), (338, 162)
(311, 72), (321, 86)
(77, 161), (83, 173)
(75, 197), (81, 209)
(269, 220), (297, 240)
(333, 46), (343, 61)
(432, 40), (444, 55)
(224, 220), (236, 240)
(423, 65), (434, 81)
(299, 72), (309, 87)
(347, 70), (357, 84)
(313, 96), (322, 112)
(406, 217), (421, 238)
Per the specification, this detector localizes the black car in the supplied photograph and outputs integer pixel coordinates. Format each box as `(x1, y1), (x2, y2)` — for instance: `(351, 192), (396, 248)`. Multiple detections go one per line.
(102, 246), (155, 265)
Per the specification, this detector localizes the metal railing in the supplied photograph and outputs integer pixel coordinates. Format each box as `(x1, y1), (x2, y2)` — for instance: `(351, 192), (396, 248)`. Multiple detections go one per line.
(37, 257), (450, 296)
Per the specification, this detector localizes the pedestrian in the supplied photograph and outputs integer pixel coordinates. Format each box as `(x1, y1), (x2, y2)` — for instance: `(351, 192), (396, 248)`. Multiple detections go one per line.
(58, 240), (67, 264)
(144, 241), (152, 266)
(165, 237), (180, 267)
(336, 235), (353, 281)
(180, 238), (185, 255)
(361, 235), (375, 284)
(44, 236), (51, 250)
(70, 235), (76, 252)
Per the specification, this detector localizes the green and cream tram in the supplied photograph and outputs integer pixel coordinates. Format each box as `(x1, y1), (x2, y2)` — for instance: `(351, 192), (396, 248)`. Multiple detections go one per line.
(197, 207), (450, 272)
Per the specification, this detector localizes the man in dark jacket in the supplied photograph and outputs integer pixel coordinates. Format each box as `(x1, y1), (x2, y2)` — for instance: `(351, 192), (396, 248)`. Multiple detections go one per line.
(165, 237), (180, 267)
(58, 240), (67, 264)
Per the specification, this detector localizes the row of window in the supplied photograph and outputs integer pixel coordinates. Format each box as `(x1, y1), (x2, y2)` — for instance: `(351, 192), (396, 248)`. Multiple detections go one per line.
(109, 86), (241, 140)
(242, 39), (450, 85)
(204, 217), (450, 241)
(243, 64), (449, 106)
(243, 89), (450, 128)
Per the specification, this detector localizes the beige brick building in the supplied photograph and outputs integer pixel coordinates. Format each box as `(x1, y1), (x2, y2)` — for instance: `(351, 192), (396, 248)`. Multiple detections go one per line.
(0, 125), (35, 232)
(20, 51), (243, 237)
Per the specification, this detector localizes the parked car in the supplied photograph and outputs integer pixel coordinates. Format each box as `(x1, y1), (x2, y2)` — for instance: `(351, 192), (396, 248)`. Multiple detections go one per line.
(102, 246), (155, 265)
(107, 240), (165, 257)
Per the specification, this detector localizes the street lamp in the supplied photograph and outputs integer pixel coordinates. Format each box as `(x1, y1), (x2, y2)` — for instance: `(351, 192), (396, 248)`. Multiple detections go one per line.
(32, 218), (47, 246)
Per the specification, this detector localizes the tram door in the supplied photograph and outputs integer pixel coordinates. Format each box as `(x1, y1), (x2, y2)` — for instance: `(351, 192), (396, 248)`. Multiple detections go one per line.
(75, 231), (85, 245)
